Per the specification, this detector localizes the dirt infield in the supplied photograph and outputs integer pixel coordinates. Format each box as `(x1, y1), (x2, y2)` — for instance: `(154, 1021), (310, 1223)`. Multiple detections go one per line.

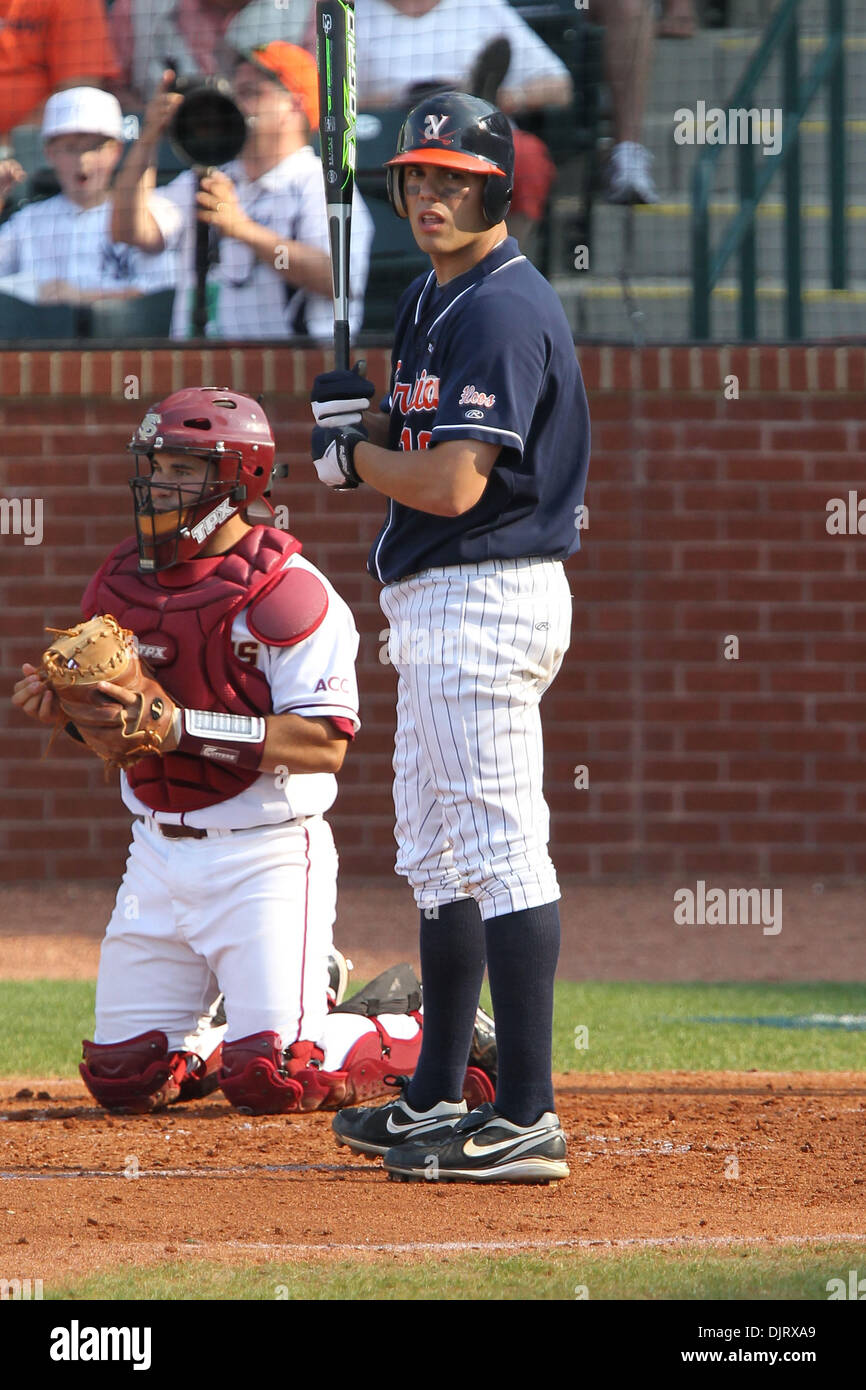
(1, 1071), (864, 1280)
(1, 876), (864, 981)
(1, 876), (863, 1284)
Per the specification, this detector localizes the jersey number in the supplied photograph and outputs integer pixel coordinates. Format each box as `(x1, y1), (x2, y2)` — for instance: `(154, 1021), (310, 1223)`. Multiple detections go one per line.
(400, 427), (433, 453)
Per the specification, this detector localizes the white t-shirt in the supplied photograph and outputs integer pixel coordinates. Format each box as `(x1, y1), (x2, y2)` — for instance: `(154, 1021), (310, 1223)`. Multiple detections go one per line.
(148, 147), (373, 340)
(120, 553), (361, 829)
(355, 0), (570, 106)
(0, 195), (178, 303)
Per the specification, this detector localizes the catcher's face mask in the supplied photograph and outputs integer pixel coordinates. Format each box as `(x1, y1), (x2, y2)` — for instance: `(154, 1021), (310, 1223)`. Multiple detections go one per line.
(130, 449), (245, 572)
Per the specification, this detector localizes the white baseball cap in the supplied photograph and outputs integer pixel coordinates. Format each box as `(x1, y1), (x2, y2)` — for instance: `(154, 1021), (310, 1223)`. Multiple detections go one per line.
(41, 87), (125, 142)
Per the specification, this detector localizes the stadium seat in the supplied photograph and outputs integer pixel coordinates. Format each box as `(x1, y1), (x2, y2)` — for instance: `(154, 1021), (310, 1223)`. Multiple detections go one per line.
(88, 289), (176, 339)
(360, 193), (428, 334)
(0, 291), (81, 341)
(356, 107), (410, 191)
(10, 125), (44, 177)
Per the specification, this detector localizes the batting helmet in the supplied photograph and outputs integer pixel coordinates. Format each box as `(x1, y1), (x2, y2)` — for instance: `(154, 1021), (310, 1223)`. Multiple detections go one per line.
(385, 91), (514, 226)
(127, 387), (276, 572)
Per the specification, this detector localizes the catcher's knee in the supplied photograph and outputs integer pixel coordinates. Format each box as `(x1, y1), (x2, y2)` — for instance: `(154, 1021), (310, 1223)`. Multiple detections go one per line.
(80, 1031), (221, 1114)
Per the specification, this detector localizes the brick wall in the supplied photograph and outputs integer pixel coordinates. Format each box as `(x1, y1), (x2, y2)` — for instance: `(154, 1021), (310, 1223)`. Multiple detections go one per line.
(1, 344), (864, 884)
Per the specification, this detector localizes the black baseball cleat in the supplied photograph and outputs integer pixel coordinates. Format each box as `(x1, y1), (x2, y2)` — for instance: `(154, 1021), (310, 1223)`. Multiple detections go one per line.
(332, 1080), (467, 1158)
(383, 1102), (570, 1184)
(469, 1006), (497, 1082)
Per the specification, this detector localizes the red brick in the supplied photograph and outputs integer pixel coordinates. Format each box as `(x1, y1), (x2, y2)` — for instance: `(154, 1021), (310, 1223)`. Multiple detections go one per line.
(770, 607), (846, 632)
(768, 668), (847, 693)
(813, 820), (866, 844)
(730, 394), (806, 421)
(728, 758), (804, 781)
(768, 788), (848, 813)
(727, 453), (807, 481)
(680, 546), (757, 572)
(768, 850), (847, 874)
(0, 352), (21, 396)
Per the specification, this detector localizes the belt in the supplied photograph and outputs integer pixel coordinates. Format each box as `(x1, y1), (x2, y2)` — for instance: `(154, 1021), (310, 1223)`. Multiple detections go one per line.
(136, 815), (310, 840)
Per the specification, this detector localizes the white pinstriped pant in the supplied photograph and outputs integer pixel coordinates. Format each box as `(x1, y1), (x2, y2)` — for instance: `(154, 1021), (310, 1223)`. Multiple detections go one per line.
(380, 557), (572, 922)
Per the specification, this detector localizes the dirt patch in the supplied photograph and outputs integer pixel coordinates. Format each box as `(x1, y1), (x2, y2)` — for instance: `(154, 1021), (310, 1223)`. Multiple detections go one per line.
(1, 877), (863, 981)
(1, 1071), (863, 1281)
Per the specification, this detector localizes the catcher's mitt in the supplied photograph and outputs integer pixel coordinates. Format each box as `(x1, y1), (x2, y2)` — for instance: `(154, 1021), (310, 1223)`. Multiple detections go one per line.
(40, 614), (178, 770)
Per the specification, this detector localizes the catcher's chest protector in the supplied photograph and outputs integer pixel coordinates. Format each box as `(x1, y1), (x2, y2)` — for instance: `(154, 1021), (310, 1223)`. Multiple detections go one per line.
(84, 527), (303, 813)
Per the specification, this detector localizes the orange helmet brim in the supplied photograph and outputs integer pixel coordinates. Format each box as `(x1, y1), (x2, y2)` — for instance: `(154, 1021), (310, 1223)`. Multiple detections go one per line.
(385, 149), (506, 176)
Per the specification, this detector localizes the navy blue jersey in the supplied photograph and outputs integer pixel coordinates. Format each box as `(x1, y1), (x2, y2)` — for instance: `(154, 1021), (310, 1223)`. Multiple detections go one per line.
(368, 236), (590, 584)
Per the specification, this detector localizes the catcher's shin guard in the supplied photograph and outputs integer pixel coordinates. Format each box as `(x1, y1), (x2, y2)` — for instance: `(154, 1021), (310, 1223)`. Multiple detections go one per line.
(80, 1031), (214, 1113)
(463, 1006), (497, 1107)
(218, 1032), (304, 1114)
(309, 1017), (425, 1111)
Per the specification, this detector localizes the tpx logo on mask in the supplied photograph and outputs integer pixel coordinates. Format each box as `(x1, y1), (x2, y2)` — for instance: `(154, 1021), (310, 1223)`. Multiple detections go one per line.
(191, 498), (234, 543)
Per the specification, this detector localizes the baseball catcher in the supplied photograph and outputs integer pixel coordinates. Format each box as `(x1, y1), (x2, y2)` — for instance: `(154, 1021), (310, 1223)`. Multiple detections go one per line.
(13, 387), (496, 1116)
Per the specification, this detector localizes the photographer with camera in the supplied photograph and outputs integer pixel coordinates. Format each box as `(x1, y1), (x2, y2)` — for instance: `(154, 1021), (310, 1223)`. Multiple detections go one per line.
(110, 42), (372, 339)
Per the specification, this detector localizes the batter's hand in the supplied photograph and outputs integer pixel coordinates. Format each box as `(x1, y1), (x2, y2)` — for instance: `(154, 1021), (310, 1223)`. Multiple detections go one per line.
(12, 664), (61, 725)
(311, 363), (376, 429)
(196, 171), (249, 240)
(311, 424), (367, 490)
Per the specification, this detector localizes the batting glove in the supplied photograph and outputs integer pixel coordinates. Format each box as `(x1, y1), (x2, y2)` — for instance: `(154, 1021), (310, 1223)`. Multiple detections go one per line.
(311, 424), (367, 490)
(311, 362), (376, 429)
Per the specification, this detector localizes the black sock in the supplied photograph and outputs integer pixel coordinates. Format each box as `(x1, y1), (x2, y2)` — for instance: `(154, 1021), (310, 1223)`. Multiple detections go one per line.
(484, 902), (560, 1126)
(406, 899), (486, 1111)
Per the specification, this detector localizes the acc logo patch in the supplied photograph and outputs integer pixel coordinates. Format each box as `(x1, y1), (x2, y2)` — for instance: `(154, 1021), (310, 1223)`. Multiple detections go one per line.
(137, 411), (161, 440)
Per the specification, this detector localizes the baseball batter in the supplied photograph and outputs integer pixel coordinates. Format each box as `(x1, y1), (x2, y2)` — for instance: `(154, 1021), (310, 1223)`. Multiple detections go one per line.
(309, 93), (590, 1182)
(11, 388), (428, 1116)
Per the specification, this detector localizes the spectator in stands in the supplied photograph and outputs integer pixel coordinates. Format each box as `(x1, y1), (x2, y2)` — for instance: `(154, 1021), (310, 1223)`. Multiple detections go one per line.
(355, 0), (572, 114)
(355, 0), (658, 205)
(109, 0), (315, 108)
(590, 0), (659, 204)
(0, 88), (176, 306)
(0, 0), (120, 143)
(111, 43), (372, 339)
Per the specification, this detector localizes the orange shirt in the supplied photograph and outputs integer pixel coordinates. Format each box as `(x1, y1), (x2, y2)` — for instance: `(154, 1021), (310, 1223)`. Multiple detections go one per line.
(0, 0), (120, 135)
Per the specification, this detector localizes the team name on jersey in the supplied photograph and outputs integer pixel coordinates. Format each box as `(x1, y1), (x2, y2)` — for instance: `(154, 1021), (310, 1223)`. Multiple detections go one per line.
(392, 361), (440, 415)
(459, 385), (496, 408)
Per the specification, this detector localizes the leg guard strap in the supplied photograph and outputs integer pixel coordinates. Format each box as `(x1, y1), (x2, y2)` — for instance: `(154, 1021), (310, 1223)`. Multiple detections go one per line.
(294, 1013), (426, 1113)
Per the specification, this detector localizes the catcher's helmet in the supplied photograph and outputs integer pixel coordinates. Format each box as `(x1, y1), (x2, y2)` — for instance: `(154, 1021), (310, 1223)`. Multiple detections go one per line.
(385, 91), (514, 226)
(127, 387), (276, 572)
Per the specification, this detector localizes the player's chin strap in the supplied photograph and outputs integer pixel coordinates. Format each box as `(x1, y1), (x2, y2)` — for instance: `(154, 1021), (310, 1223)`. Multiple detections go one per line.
(171, 708), (267, 771)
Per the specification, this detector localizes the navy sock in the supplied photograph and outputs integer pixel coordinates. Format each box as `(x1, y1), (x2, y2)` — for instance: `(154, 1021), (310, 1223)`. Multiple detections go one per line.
(406, 899), (486, 1111)
(484, 902), (560, 1126)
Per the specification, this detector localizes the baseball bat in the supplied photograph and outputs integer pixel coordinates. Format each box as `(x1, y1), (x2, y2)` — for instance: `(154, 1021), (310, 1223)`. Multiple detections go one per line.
(316, 0), (357, 370)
